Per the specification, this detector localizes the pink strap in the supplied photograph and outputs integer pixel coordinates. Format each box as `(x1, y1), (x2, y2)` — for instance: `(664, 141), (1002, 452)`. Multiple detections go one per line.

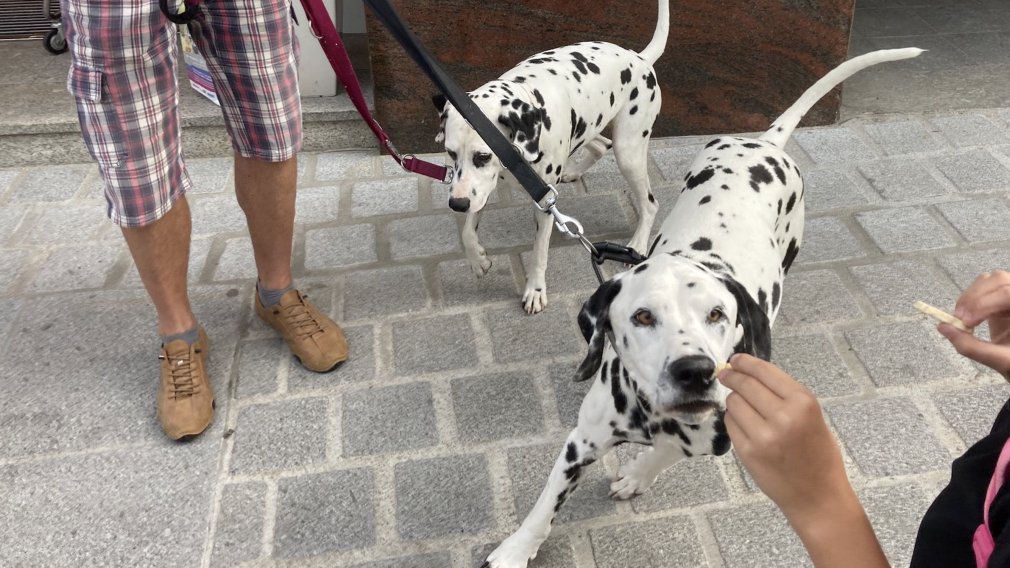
(974, 437), (1010, 567)
(298, 0), (450, 182)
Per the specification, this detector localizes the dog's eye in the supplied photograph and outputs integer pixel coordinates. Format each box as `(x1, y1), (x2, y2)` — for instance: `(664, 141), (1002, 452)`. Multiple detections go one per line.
(473, 152), (493, 168)
(634, 309), (656, 326)
(707, 308), (725, 323)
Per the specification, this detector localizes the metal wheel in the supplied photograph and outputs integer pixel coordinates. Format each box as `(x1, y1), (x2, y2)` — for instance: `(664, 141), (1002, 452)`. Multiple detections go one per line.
(44, 28), (68, 55)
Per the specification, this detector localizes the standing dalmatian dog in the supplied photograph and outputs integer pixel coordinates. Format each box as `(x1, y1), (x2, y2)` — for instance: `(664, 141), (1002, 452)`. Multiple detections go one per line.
(433, 0), (670, 314)
(481, 48), (922, 568)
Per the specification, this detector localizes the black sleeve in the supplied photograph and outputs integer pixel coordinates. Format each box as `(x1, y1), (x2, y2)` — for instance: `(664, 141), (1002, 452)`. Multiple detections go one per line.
(910, 398), (1010, 568)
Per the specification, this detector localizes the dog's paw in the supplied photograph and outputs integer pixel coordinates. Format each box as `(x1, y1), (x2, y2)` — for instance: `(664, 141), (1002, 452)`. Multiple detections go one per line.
(469, 254), (492, 278)
(522, 286), (548, 314)
(627, 235), (649, 257)
(560, 171), (583, 183)
(483, 539), (537, 568)
(608, 456), (659, 500)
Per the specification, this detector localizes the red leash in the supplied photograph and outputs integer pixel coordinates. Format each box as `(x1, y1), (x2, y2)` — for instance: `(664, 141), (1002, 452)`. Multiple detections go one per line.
(160, 0), (451, 183)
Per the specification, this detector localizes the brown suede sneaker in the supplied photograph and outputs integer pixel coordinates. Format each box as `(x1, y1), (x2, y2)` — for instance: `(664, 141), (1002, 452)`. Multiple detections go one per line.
(157, 327), (214, 440)
(256, 288), (348, 372)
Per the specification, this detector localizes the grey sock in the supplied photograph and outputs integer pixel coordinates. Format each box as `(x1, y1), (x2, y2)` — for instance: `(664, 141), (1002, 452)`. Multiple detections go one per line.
(162, 326), (200, 347)
(258, 279), (295, 307)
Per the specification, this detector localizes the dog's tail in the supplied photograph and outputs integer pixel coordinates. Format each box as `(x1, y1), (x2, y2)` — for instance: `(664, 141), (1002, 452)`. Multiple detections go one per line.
(639, 0), (670, 65)
(759, 48), (923, 148)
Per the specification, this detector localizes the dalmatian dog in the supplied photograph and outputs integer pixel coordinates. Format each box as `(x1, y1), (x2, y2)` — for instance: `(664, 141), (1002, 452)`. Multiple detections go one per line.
(481, 48), (923, 568)
(433, 0), (670, 314)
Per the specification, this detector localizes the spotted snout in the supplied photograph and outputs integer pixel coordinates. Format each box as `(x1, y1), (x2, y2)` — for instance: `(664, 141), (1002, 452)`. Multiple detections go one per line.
(666, 355), (717, 395)
(448, 196), (471, 212)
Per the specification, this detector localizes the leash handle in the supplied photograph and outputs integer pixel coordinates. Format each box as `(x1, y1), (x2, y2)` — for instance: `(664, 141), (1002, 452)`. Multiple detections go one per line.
(361, 0), (553, 204)
(299, 0), (450, 182)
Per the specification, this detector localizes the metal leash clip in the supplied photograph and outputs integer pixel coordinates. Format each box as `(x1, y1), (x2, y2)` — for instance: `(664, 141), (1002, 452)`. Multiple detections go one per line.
(534, 185), (587, 240)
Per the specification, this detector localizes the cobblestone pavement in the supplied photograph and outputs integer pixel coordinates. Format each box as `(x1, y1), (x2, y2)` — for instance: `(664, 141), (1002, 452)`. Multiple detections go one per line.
(3, 108), (1010, 568)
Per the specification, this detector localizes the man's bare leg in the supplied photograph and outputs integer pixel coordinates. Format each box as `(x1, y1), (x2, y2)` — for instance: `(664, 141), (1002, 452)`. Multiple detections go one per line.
(121, 195), (196, 337)
(234, 152), (297, 290)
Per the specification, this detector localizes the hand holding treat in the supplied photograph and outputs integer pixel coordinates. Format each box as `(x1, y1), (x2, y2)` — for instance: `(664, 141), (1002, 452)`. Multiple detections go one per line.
(932, 271), (1010, 381)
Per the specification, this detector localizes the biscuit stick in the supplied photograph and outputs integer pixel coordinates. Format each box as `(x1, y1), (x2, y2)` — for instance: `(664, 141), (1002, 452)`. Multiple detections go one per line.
(714, 363), (733, 377)
(914, 301), (973, 333)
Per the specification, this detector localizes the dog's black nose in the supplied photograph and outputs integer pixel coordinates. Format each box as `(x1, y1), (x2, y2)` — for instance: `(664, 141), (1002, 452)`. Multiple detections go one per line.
(667, 355), (716, 394)
(448, 197), (471, 212)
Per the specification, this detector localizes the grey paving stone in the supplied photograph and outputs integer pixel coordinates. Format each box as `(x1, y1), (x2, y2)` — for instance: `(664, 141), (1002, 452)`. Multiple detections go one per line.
(0, 442), (219, 568)
(561, 194), (632, 238)
(351, 177), (418, 218)
(864, 120), (946, 155)
(0, 169), (18, 195)
(437, 255), (518, 307)
(274, 468), (375, 558)
(214, 237), (258, 281)
(521, 244), (602, 297)
(122, 237), (212, 287)
(315, 151), (376, 181)
(591, 517), (706, 568)
(933, 384), (1010, 445)
(351, 552), (452, 568)
(857, 159), (948, 201)
(860, 483), (934, 568)
(934, 150), (1010, 193)
(828, 397), (950, 477)
(342, 266), (428, 320)
(230, 398), (328, 474)
(288, 325), (375, 390)
(294, 185), (340, 224)
(485, 306), (582, 363)
(771, 333), (859, 398)
(389, 214), (461, 259)
(935, 198), (1010, 243)
(342, 382), (439, 456)
(938, 248), (1010, 289)
(24, 206), (106, 245)
(479, 206), (538, 248)
(848, 260), (957, 316)
(190, 194), (249, 235)
(304, 224), (377, 270)
(650, 184), (682, 230)
(794, 217), (866, 265)
(549, 361), (592, 429)
(30, 243), (121, 292)
(392, 313), (478, 375)
(395, 454), (495, 541)
(452, 372), (545, 442)
(186, 158), (232, 194)
(0, 298), (22, 342)
(852, 6), (935, 37)
(474, 537), (575, 568)
(855, 207), (955, 254)
(0, 206), (26, 244)
(794, 128), (877, 164)
(930, 114), (1010, 148)
(0, 249), (26, 293)
(9, 165), (87, 202)
(709, 503), (812, 568)
(651, 143), (705, 182)
(777, 270), (862, 325)
(845, 322), (962, 386)
(210, 482), (266, 568)
(616, 450), (729, 513)
(234, 338), (283, 399)
(508, 442), (615, 523)
(582, 153), (628, 193)
(801, 169), (868, 213)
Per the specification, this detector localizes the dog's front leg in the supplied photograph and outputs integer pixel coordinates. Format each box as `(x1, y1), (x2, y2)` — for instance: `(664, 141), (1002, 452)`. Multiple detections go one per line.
(521, 209), (553, 314)
(463, 209), (492, 277)
(483, 429), (608, 568)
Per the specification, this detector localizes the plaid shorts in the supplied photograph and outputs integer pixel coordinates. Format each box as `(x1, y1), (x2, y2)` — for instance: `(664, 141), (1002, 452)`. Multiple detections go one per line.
(63, 0), (302, 227)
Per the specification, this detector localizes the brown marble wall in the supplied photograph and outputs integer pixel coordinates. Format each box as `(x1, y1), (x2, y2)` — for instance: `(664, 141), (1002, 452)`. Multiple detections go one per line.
(364, 0), (856, 154)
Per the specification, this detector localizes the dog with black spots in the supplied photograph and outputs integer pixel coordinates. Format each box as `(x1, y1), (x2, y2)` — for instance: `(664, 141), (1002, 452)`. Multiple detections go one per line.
(481, 48), (923, 568)
(433, 0), (670, 314)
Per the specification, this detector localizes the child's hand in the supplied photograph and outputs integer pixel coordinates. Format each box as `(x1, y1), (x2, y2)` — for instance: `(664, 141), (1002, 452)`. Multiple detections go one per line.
(947, 271), (1010, 380)
(718, 355), (851, 524)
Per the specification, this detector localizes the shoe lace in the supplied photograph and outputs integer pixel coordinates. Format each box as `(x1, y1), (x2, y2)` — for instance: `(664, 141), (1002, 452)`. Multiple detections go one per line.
(275, 295), (325, 340)
(159, 347), (202, 400)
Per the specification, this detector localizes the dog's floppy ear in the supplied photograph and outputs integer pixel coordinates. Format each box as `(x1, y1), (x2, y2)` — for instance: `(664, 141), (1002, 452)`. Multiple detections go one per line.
(432, 93), (448, 143)
(573, 278), (624, 382)
(721, 276), (771, 361)
(497, 100), (543, 162)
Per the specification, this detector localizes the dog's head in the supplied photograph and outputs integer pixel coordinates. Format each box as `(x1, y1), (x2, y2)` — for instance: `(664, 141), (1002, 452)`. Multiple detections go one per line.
(574, 254), (771, 424)
(432, 81), (545, 213)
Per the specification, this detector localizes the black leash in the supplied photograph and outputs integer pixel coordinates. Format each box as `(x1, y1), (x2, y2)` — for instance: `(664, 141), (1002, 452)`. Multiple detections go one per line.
(589, 241), (647, 284)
